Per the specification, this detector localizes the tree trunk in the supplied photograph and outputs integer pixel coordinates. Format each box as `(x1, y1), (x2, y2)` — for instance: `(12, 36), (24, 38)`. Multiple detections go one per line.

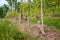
(52, 9), (54, 16)
(10, 0), (13, 12)
(38, 0), (45, 35)
(20, 0), (23, 23)
(20, 11), (23, 23)
(43, 11), (46, 16)
(36, 15), (45, 35)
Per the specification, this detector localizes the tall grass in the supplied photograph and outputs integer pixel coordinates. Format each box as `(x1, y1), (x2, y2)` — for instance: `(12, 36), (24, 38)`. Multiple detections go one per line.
(0, 18), (35, 40)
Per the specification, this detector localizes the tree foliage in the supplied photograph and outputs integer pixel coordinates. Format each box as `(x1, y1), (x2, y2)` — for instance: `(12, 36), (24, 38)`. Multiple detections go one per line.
(0, 4), (9, 18)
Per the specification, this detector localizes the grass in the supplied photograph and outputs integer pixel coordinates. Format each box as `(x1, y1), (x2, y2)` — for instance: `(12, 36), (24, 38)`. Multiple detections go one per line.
(28, 16), (60, 30)
(0, 18), (20, 40)
(43, 17), (60, 30)
(5, 10), (17, 18)
(0, 18), (35, 40)
(28, 16), (37, 24)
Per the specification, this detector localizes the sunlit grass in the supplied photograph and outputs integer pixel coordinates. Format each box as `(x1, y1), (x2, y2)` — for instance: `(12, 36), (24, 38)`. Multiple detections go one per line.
(43, 17), (60, 30)
(28, 16), (60, 30)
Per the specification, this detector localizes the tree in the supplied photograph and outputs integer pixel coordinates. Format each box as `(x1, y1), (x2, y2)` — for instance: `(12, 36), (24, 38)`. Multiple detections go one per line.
(20, 0), (23, 23)
(0, 4), (9, 18)
(43, 0), (60, 16)
(6, 0), (18, 12)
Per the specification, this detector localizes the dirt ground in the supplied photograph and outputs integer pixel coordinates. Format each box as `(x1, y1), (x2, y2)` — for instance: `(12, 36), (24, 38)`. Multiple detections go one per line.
(17, 23), (60, 40)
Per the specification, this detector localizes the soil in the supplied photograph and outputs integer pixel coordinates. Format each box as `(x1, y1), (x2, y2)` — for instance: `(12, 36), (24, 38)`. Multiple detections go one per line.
(18, 23), (60, 40)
